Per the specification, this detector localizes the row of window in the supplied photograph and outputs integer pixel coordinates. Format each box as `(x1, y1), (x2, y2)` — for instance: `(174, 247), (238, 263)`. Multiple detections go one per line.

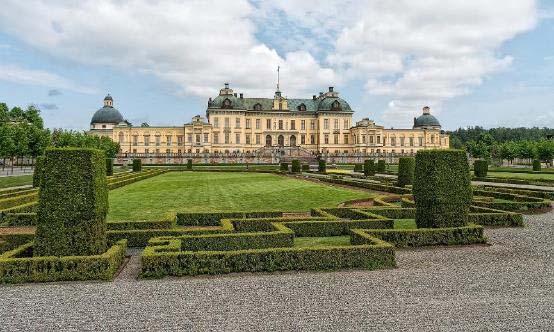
(212, 117), (350, 131)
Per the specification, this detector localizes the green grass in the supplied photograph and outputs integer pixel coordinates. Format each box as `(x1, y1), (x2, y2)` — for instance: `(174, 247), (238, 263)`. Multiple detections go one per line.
(294, 236), (351, 248)
(487, 171), (554, 181)
(0, 175), (33, 189)
(394, 219), (417, 229)
(108, 172), (372, 221)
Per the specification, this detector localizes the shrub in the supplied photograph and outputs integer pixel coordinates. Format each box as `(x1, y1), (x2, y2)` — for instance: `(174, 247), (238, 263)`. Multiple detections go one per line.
(106, 158), (114, 176)
(291, 160), (301, 173)
(2, 213), (37, 226)
(280, 162), (289, 171)
(397, 157), (415, 187)
(413, 149), (472, 228)
(34, 148), (108, 257)
(301, 164), (310, 172)
(187, 159), (193, 170)
(364, 160), (375, 176)
(532, 159), (541, 171)
(318, 160), (326, 173)
(132, 159), (142, 172)
(0, 192), (38, 210)
(107, 219), (175, 231)
(354, 163), (363, 172)
(176, 211), (283, 226)
(33, 156), (45, 188)
(377, 160), (386, 173)
(474, 160), (488, 178)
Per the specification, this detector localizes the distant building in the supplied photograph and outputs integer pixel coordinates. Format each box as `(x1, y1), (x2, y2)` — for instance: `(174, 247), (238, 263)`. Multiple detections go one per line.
(88, 84), (449, 155)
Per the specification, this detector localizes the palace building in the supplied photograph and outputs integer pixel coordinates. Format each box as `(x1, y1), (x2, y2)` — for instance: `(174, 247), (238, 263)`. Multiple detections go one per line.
(89, 83), (449, 156)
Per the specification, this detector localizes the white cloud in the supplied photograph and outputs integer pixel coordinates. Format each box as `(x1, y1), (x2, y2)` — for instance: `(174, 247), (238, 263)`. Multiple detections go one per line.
(0, 64), (96, 94)
(0, 0), (336, 99)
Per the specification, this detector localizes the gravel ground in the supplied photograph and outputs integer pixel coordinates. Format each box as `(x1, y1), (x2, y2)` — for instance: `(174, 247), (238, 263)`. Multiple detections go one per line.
(1, 212), (552, 331)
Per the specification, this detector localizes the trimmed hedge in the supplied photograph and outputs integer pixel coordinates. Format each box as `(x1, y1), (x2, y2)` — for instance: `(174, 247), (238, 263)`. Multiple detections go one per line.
(107, 219), (175, 231)
(377, 160), (386, 173)
(474, 160), (488, 178)
(132, 159), (142, 172)
(532, 159), (541, 171)
(0, 191), (38, 210)
(176, 211), (283, 226)
(107, 227), (232, 247)
(141, 237), (395, 278)
(291, 160), (301, 173)
(352, 224), (486, 247)
(318, 160), (326, 173)
(364, 159), (375, 176)
(106, 158), (114, 176)
(301, 164), (310, 172)
(34, 148), (108, 257)
(354, 163), (363, 172)
(187, 159), (193, 170)
(33, 156), (45, 188)
(280, 162), (289, 171)
(0, 240), (127, 284)
(397, 157), (415, 187)
(285, 219), (393, 237)
(304, 173), (411, 194)
(414, 150), (472, 228)
(2, 213), (37, 226)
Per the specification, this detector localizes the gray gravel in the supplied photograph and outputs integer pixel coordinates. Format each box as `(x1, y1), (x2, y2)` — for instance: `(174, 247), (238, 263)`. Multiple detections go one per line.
(1, 211), (552, 331)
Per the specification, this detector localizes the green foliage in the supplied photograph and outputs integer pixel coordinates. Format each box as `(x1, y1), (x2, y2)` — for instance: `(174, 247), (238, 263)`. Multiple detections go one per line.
(397, 157), (415, 187)
(291, 160), (301, 173)
(34, 148), (108, 257)
(176, 211), (283, 226)
(187, 159), (193, 170)
(532, 159), (541, 171)
(132, 159), (142, 172)
(106, 158), (114, 176)
(0, 104), (50, 158)
(377, 160), (386, 173)
(0, 192), (38, 210)
(318, 159), (326, 173)
(364, 160), (375, 176)
(50, 129), (120, 158)
(107, 219), (175, 231)
(414, 149), (472, 228)
(301, 164), (310, 172)
(0, 240), (127, 284)
(473, 160), (488, 178)
(2, 212), (37, 226)
(468, 206), (524, 227)
(353, 163), (363, 172)
(280, 162), (289, 171)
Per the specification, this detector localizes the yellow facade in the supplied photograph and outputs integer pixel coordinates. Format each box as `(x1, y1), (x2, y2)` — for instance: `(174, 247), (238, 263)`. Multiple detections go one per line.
(89, 84), (449, 155)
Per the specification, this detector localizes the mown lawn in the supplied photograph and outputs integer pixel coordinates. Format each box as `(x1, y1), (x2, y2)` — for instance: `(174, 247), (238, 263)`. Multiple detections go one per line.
(487, 171), (554, 181)
(108, 172), (372, 221)
(0, 175), (33, 189)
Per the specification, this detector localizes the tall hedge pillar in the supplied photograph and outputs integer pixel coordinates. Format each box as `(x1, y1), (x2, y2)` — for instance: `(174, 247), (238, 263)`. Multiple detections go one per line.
(33, 156), (45, 188)
(397, 157), (415, 187)
(34, 148), (108, 257)
(413, 150), (472, 228)
(106, 158), (114, 176)
(364, 159), (375, 176)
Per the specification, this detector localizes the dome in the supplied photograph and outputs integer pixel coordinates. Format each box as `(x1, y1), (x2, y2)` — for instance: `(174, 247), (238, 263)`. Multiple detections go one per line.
(104, 94), (113, 101)
(90, 106), (124, 124)
(413, 107), (441, 129)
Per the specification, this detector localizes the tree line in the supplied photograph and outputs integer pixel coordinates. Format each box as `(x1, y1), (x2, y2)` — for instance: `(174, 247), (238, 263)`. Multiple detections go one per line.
(0, 103), (120, 160)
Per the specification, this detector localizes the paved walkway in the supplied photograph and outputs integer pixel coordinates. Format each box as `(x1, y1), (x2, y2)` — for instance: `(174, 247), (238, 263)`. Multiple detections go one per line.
(0, 211), (552, 331)
(472, 180), (554, 191)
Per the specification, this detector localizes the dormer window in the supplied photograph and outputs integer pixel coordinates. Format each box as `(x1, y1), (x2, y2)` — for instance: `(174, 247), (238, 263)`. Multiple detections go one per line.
(298, 104), (306, 111)
(253, 103), (262, 111)
(331, 100), (341, 111)
(222, 98), (232, 109)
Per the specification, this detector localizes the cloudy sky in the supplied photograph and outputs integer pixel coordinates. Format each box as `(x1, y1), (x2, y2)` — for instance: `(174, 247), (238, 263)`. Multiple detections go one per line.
(0, 0), (553, 130)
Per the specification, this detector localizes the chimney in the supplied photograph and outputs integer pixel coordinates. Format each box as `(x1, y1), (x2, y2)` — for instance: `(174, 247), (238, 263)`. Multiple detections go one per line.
(319, 92), (323, 97)
(329, 86), (334, 92)
(312, 95), (316, 100)
(234, 93), (237, 97)
(239, 93), (243, 99)
(224, 82), (229, 89)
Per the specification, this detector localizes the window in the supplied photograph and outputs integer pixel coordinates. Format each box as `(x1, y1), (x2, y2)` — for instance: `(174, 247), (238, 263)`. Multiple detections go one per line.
(290, 120), (296, 130)
(132, 149), (137, 154)
(187, 134), (192, 143)
(324, 119), (329, 130)
(118, 132), (124, 144)
(278, 120), (283, 130)
(222, 98), (232, 109)
(298, 103), (306, 111)
(301, 120), (306, 130)
(213, 117), (219, 128)
(391, 137), (396, 146)
(418, 137), (423, 146)
(310, 120), (315, 130)
(254, 103), (262, 111)
(245, 119), (251, 129)
(400, 137), (405, 146)
(246, 134), (251, 144)
(177, 135), (183, 145)
(235, 118), (240, 129)
(235, 133), (240, 144)
(214, 133), (219, 144)
(324, 134), (329, 144)
(166, 135), (172, 146)
(155, 136), (161, 146)
(333, 134), (339, 144)
(431, 135), (435, 144)
(343, 119), (349, 129)
(225, 133), (230, 144)
(195, 134), (201, 143)
(310, 135), (315, 144)
(255, 134), (260, 145)
(301, 134), (306, 144)
(344, 135), (349, 144)
(145, 148), (149, 154)
(362, 135), (366, 143)
(132, 135), (138, 146)
(331, 100), (340, 110)
(377, 136), (381, 144)
(224, 117), (230, 128)
(155, 149), (160, 154)
(144, 135), (150, 146)
(177, 149), (182, 154)
(370, 136), (374, 144)
(166, 149), (171, 154)
(334, 119), (339, 130)
(204, 133), (209, 143)
(266, 119), (271, 129)
(255, 119), (260, 129)
(409, 137), (414, 146)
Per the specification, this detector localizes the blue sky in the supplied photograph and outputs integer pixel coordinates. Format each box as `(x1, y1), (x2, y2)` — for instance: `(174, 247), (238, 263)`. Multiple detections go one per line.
(0, 0), (553, 131)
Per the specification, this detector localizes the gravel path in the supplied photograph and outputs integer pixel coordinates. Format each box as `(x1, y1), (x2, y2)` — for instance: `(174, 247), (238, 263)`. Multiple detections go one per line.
(472, 180), (554, 191)
(1, 212), (552, 331)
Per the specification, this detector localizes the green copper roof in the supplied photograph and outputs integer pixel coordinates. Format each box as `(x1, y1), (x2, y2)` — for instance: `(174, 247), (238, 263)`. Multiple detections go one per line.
(413, 114), (441, 128)
(208, 95), (352, 112)
(91, 106), (124, 124)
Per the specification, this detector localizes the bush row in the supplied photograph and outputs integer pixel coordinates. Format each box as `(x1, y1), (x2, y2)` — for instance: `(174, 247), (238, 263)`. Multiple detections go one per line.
(0, 192), (38, 210)
(176, 211), (283, 226)
(1, 213), (37, 226)
(285, 219), (393, 237)
(0, 188), (37, 201)
(107, 227), (232, 247)
(107, 219), (175, 231)
(108, 170), (164, 190)
(0, 240), (127, 284)
(304, 173), (410, 194)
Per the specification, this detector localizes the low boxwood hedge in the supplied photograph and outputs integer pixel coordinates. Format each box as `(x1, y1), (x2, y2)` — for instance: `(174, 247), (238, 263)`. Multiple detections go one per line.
(318, 160), (326, 173)
(291, 160), (301, 173)
(176, 211), (283, 226)
(354, 163), (363, 172)
(107, 219), (175, 231)
(0, 239), (127, 284)
(132, 159), (142, 172)
(377, 160), (386, 173)
(0, 192), (38, 210)
(2, 213), (37, 226)
(280, 162), (289, 171)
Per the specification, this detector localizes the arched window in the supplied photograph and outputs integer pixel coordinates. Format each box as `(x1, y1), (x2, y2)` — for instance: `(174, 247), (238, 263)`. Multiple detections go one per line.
(118, 132), (124, 144)
(222, 98), (232, 109)
(278, 135), (284, 147)
(253, 103), (262, 111)
(290, 135), (297, 147)
(265, 135), (272, 147)
(297, 104), (306, 111)
(331, 100), (341, 111)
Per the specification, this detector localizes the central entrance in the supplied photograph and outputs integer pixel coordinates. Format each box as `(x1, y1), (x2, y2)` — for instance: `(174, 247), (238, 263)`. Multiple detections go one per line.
(278, 135), (284, 147)
(265, 135), (272, 147)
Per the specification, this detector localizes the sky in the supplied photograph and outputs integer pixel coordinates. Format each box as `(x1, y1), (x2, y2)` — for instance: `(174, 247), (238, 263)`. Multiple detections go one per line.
(0, 0), (553, 131)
